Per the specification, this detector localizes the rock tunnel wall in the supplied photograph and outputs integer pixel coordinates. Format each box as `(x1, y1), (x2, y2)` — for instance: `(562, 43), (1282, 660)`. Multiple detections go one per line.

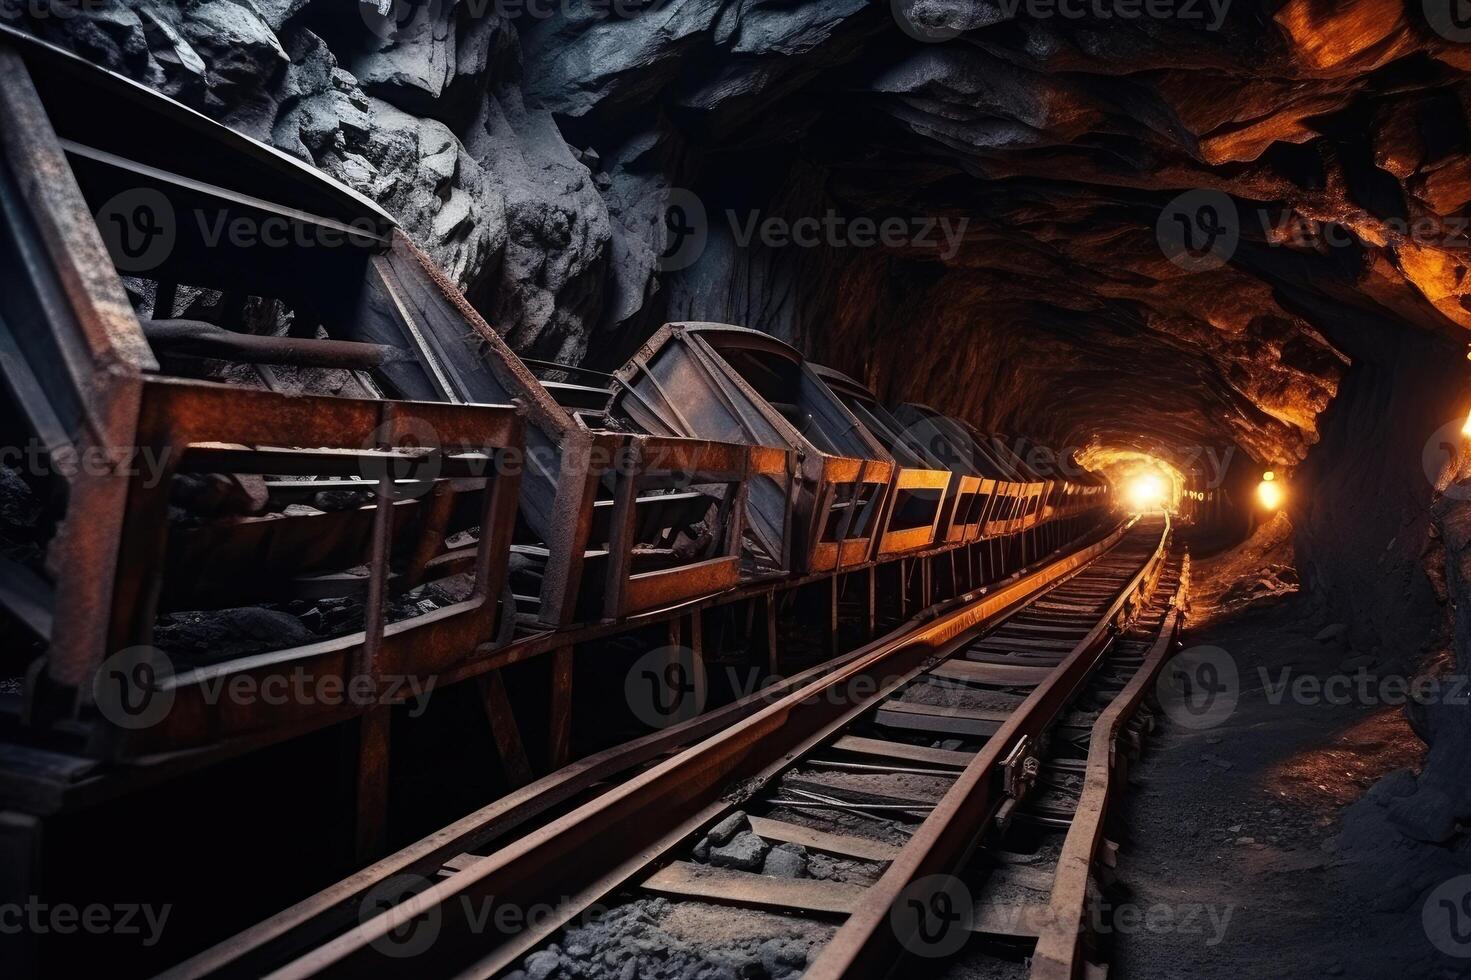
(14, 0), (1471, 824)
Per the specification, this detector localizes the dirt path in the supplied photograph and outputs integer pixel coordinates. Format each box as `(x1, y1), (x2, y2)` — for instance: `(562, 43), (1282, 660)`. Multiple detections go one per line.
(1111, 575), (1471, 978)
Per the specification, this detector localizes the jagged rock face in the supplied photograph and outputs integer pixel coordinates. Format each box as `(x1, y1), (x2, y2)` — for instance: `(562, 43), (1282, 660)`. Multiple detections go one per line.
(14, 5), (1471, 636)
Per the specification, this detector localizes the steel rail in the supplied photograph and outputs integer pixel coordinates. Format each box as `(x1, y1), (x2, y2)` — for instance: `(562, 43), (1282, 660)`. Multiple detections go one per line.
(157, 640), (899, 979)
(160, 519), (1129, 979)
(1030, 554), (1190, 980)
(802, 516), (1172, 980)
(255, 518), (1156, 979)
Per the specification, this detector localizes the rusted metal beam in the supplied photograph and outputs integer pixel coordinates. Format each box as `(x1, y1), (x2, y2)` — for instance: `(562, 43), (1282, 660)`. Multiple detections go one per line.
(1030, 558), (1189, 980)
(93, 380), (523, 757)
(158, 633), (898, 980)
(546, 647), (574, 772)
(354, 706), (391, 863)
(143, 319), (410, 370)
(0, 44), (152, 691)
(263, 522), (1137, 978)
(479, 670), (533, 789)
(803, 518), (1170, 980)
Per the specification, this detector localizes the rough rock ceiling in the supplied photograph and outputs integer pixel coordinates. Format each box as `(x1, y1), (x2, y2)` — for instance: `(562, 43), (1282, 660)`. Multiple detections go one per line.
(19, 0), (1471, 480)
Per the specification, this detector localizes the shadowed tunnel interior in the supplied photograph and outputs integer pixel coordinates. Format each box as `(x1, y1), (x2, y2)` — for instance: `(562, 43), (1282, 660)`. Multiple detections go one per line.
(10, 0), (1471, 977)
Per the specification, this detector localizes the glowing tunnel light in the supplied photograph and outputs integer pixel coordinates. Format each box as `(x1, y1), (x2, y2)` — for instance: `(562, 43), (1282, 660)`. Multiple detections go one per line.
(1257, 470), (1283, 510)
(1127, 473), (1167, 512)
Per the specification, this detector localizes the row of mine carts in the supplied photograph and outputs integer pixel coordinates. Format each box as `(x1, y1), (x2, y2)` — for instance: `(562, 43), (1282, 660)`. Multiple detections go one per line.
(0, 28), (1107, 753)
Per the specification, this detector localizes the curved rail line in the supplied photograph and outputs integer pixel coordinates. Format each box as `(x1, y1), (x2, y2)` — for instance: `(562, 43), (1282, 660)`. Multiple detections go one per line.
(169, 515), (1184, 980)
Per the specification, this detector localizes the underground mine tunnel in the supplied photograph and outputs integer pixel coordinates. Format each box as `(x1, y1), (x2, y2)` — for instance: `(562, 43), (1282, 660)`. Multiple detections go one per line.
(4, 0), (1471, 977)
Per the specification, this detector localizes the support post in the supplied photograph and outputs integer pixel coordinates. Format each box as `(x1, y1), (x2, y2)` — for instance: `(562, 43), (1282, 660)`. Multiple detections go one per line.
(355, 705), (391, 862)
(762, 593), (780, 677)
(897, 559), (911, 619)
(864, 566), (876, 640)
(825, 575), (839, 660)
(479, 669), (533, 788)
(548, 646), (574, 771)
(0, 813), (39, 978)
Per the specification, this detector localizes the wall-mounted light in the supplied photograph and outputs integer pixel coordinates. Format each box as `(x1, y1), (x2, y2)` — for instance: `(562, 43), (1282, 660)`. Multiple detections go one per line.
(1257, 470), (1283, 510)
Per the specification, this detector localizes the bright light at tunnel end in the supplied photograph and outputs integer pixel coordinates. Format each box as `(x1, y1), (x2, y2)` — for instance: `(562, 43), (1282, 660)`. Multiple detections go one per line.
(1126, 473), (1167, 512)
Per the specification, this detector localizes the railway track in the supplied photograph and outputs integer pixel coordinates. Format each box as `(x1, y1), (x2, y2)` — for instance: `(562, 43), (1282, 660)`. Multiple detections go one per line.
(171, 514), (1184, 980)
